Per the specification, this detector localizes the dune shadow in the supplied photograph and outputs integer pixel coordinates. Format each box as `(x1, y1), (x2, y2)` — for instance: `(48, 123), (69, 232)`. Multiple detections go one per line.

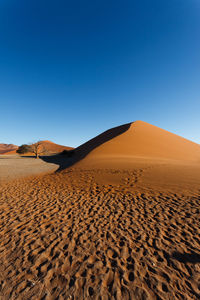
(172, 251), (200, 264)
(41, 154), (74, 171)
(41, 122), (132, 171)
(20, 155), (36, 158)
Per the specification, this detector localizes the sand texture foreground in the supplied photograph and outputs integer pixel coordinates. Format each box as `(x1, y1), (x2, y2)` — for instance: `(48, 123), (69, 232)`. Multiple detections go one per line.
(1, 121), (200, 299)
(0, 162), (200, 300)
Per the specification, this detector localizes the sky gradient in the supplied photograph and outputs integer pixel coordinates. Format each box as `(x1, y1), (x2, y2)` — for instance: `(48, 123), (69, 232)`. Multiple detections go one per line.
(0, 0), (199, 147)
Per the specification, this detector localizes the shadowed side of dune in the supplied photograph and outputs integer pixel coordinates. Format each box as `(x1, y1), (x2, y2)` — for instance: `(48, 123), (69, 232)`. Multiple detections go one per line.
(75, 122), (132, 160)
(41, 123), (132, 171)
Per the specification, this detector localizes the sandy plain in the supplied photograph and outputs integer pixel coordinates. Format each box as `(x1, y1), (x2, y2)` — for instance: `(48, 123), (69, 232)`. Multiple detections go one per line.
(0, 155), (58, 183)
(0, 121), (200, 299)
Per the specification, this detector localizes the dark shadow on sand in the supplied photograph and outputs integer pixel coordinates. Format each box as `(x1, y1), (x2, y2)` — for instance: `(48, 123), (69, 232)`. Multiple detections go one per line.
(172, 251), (200, 264)
(40, 154), (74, 171)
(21, 155), (36, 158)
(41, 123), (132, 171)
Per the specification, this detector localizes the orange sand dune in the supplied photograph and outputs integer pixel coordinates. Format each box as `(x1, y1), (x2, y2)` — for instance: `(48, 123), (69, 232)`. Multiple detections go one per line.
(0, 144), (18, 154)
(38, 140), (73, 154)
(74, 121), (200, 168)
(2, 149), (17, 155)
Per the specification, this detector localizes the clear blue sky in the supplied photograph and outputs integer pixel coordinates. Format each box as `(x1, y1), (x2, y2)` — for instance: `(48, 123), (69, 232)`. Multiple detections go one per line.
(0, 0), (199, 147)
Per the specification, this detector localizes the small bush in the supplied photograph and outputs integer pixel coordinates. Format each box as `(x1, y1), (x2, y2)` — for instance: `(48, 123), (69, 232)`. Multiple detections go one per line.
(17, 144), (32, 154)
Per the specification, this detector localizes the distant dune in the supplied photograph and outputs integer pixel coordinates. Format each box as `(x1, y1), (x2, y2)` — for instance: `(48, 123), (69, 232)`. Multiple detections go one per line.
(0, 144), (18, 154)
(2, 140), (73, 155)
(74, 120), (200, 167)
(38, 140), (73, 154)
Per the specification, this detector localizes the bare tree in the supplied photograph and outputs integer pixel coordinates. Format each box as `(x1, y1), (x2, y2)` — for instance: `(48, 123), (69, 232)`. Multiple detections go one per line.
(30, 141), (46, 158)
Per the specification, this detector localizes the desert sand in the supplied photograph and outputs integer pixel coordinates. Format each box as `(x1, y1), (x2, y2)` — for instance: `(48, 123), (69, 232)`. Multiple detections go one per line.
(0, 121), (200, 299)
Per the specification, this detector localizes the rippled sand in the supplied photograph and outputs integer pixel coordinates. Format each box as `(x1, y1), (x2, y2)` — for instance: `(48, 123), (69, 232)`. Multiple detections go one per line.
(0, 160), (200, 299)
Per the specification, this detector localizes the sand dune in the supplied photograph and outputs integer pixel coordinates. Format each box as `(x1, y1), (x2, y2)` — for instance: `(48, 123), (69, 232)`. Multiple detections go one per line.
(0, 144), (18, 154)
(37, 140), (73, 155)
(74, 121), (200, 168)
(0, 121), (200, 299)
